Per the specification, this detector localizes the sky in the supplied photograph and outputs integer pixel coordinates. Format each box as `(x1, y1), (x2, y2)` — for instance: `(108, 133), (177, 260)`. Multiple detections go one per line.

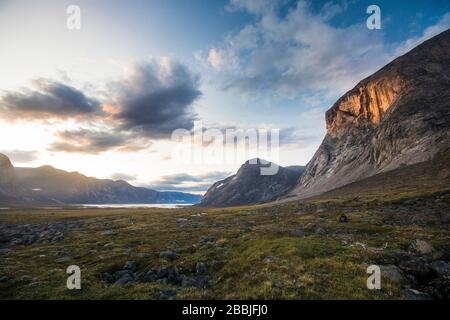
(0, 0), (449, 194)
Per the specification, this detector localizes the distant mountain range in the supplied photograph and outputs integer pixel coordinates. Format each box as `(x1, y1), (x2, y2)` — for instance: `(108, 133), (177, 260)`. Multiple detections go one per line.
(2, 30), (449, 208)
(199, 159), (304, 207)
(0, 154), (201, 205)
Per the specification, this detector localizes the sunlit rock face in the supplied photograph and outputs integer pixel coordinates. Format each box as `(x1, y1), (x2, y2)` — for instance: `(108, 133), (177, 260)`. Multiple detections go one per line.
(289, 29), (450, 199)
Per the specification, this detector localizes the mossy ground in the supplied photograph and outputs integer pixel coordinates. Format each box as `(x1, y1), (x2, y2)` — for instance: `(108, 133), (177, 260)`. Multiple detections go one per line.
(1, 184), (448, 299)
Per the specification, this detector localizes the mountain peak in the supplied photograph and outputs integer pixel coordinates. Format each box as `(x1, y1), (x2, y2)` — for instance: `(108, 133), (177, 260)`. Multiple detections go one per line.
(288, 29), (450, 199)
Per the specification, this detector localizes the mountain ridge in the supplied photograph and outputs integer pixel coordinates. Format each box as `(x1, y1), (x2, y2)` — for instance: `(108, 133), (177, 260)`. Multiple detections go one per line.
(287, 29), (450, 199)
(0, 153), (201, 205)
(199, 158), (304, 207)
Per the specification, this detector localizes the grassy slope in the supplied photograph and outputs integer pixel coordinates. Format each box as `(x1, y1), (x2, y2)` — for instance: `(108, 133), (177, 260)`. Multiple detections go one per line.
(0, 155), (449, 299)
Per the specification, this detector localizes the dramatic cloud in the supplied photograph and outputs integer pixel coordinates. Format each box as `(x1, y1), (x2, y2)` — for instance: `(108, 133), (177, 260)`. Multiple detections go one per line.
(49, 129), (152, 154)
(203, 1), (391, 99)
(395, 13), (450, 55)
(0, 78), (101, 121)
(110, 58), (202, 139)
(0, 149), (38, 163)
(147, 171), (231, 193)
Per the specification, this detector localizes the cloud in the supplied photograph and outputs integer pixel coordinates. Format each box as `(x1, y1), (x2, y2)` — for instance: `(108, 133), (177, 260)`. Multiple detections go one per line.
(279, 107), (326, 148)
(111, 173), (137, 181)
(110, 58), (202, 139)
(395, 13), (450, 56)
(147, 171), (231, 193)
(49, 129), (152, 154)
(204, 1), (392, 99)
(0, 150), (38, 163)
(0, 78), (101, 121)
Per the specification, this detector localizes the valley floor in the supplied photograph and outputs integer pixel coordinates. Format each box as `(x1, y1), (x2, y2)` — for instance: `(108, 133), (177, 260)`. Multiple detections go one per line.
(0, 185), (449, 299)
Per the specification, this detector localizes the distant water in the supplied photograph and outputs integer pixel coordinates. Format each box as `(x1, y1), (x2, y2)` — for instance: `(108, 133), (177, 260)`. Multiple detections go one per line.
(79, 203), (193, 209)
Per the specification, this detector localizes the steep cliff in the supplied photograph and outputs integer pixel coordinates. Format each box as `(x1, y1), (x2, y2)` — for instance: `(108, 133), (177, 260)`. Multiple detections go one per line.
(0, 153), (17, 202)
(289, 29), (450, 199)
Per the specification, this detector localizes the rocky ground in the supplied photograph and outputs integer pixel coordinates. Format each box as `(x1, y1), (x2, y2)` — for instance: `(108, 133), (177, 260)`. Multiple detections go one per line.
(0, 191), (449, 300)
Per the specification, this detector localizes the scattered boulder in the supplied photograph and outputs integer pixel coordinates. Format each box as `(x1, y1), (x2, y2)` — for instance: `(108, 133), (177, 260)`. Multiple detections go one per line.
(159, 250), (177, 260)
(159, 289), (177, 300)
(157, 266), (180, 285)
(195, 262), (207, 275)
(123, 261), (137, 272)
(380, 265), (408, 284)
(403, 289), (433, 300)
(409, 240), (434, 255)
(263, 256), (275, 263)
(430, 261), (450, 277)
(399, 258), (432, 278)
(200, 236), (217, 243)
(114, 273), (134, 285)
(181, 275), (210, 289)
(314, 227), (326, 235)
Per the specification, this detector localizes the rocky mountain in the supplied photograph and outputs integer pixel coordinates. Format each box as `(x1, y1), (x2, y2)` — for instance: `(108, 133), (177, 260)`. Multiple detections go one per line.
(0, 153), (201, 205)
(0, 153), (18, 203)
(288, 29), (450, 199)
(199, 158), (304, 207)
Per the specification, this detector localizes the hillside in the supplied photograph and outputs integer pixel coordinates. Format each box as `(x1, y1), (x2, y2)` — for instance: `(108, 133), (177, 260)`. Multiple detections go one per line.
(200, 158), (304, 207)
(0, 153), (201, 205)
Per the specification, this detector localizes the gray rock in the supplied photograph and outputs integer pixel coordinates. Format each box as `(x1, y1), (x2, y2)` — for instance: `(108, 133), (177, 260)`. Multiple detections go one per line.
(157, 266), (180, 285)
(399, 258), (432, 277)
(0, 248), (12, 254)
(409, 240), (434, 255)
(403, 289), (433, 300)
(114, 270), (133, 280)
(430, 260), (450, 277)
(263, 256), (275, 263)
(200, 235), (217, 243)
(314, 227), (326, 235)
(380, 265), (408, 284)
(181, 275), (210, 289)
(123, 261), (137, 272)
(114, 274), (134, 285)
(195, 262), (207, 275)
(387, 249), (411, 263)
(159, 289), (177, 300)
(181, 275), (198, 288)
(159, 250), (177, 260)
